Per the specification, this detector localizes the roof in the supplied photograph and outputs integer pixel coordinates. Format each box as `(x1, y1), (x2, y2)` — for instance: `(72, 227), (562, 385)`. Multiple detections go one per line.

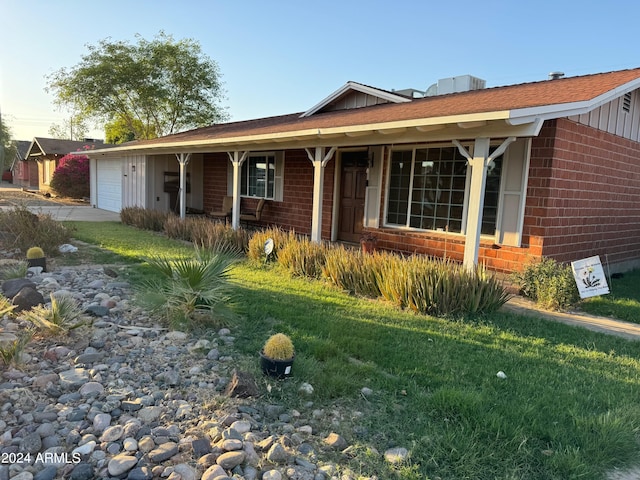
(91, 67), (640, 155)
(27, 138), (110, 158)
(15, 141), (31, 160)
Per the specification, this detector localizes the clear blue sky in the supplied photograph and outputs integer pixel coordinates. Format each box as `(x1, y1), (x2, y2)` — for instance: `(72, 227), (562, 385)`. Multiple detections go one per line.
(2, 0), (639, 141)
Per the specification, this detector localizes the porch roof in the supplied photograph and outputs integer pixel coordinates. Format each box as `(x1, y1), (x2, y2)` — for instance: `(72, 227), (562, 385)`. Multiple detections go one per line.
(90, 67), (640, 155)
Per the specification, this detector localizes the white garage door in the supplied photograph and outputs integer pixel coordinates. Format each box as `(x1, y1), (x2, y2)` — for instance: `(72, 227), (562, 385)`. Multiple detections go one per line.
(96, 160), (122, 212)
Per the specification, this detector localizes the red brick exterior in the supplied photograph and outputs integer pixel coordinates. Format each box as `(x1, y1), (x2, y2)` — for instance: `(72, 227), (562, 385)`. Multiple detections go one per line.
(202, 149), (335, 238)
(201, 119), (640, 273)
(527, 118), (640, 270)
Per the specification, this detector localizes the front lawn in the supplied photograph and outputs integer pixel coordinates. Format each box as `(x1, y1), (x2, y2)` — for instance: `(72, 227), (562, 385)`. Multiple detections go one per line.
(63, 222), (640, 480)
(579, 269), (640, 323)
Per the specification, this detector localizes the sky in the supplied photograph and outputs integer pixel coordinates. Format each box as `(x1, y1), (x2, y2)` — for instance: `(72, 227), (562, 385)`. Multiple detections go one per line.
(2, 0), (640, 141)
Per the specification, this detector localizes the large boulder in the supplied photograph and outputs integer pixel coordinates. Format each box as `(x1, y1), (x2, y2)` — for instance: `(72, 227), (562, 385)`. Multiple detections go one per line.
(12, 286), (45, 312)
(2, 278), (36, 299)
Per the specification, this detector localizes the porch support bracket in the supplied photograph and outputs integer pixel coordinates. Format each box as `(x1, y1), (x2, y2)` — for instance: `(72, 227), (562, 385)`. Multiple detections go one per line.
(453, 136), (516, 270)
(305, 146), (337, 242)
(227, 151), (248, 230)
(175, 153), (192, 219)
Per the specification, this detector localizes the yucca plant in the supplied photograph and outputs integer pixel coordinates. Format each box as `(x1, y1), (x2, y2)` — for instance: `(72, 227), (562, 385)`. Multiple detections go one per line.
(136, 244), (242, 329)
(0, 294), (16, 317)
(120, 206), (172, 231)
(322, 246), (381, 298)
(0, 329), (33, 366)
(247, 227), (296, 263)
(20, 294), (83, 333)
(0, 261), (28, 281)
(278, 236), (328, 278)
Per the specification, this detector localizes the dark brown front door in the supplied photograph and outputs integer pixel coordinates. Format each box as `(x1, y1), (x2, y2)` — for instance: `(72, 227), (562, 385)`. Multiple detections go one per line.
(338, 151), (368, 243)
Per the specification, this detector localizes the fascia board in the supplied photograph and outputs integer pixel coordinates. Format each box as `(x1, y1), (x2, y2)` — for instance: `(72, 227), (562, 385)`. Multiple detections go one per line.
(87, 111), (514, 156)
(508, 77), (640, 125)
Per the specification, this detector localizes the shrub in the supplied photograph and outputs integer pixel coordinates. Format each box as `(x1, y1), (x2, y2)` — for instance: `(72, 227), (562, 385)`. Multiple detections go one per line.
(322, 246), (381, 298)
(0, 261), (28, 281)
(0, 206), (71, 255)
(20, 294), (83, 333)
(120, 207), (172, 231)
(50, 154), (90, 198)
(262, 333), (295, 360)
(247, 227), (296, 263)
(164, 216), (250, 252)
(0, 294), (16, 317)
(135, 245), (241, 330)
(0, 329), (33, 366)
(277, 235), (329, 278)
(513, 258), (580, 310)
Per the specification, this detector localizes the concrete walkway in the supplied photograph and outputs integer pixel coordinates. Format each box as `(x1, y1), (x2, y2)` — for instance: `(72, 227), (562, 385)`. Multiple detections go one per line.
(502, 295), (640, 341)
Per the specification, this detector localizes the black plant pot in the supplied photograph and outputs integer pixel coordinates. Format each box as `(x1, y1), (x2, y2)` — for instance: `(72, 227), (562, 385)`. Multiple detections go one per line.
(27, 257), (47, 272)
(260, 351), (294, 379)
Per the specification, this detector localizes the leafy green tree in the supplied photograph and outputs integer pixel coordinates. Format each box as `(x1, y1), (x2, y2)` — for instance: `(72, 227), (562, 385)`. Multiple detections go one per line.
(105, 117), (148, 144)
(1, 117), (17, 171)
(46, 32), (228, 140)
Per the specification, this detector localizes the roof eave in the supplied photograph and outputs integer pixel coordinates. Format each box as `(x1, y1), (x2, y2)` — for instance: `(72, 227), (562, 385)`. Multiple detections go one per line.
(86, 110), (525, 157)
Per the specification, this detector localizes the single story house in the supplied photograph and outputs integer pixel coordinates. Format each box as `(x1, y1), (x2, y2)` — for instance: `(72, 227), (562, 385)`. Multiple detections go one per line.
(24, 138), (107, 193)
(7, 140), (30, 186)
(86, 67), (640, 273)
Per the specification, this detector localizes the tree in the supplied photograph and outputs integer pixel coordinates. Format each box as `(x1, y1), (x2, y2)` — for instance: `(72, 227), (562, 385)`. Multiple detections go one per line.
(0, 115), (17, 171)
(105, 117), (147, 144)
(46, 32), (228, 140)
(48, 117), (89, 140)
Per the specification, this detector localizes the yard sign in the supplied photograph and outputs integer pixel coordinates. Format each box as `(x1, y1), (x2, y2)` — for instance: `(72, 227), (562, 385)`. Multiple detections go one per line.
(571, 255), (610, 299)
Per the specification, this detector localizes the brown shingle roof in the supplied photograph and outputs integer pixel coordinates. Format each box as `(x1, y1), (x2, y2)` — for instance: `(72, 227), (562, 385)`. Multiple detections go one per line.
(117, 67), (640, 148)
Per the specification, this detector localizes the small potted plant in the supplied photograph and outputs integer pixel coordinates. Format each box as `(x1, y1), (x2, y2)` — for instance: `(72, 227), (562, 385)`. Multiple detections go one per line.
(260, 333), (295, 378)
(26, 246), (46, 272)
(360, 231), (378, 254)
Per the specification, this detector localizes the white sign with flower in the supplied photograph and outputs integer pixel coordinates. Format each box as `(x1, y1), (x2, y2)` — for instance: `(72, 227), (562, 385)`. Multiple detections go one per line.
(571, 255), (610, 299)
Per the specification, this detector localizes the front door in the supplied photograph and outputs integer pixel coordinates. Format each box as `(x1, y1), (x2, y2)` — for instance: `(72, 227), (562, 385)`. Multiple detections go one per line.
(337, 151), (368, 243)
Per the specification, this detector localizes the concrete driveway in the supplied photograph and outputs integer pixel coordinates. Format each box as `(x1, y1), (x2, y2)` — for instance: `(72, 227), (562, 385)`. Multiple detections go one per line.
(0, 184), (120, 222)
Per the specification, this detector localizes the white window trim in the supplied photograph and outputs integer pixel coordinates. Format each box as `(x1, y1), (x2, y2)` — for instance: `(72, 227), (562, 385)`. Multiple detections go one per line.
(382, 142), (507, 239)
(228, 151), (284, 202)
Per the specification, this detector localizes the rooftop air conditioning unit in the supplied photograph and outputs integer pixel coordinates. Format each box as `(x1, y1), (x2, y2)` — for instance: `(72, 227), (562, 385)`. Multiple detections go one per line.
(436, 75), (486, 95)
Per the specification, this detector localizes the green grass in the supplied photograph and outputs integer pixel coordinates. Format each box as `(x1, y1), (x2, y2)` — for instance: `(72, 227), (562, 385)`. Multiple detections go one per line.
(61, 223), (640, 479)
(580, 269), (640, 323)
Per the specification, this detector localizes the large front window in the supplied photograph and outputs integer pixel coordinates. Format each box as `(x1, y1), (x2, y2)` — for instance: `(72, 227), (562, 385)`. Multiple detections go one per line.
(241, 154), (275, 198)
(386, 146), (502, 235)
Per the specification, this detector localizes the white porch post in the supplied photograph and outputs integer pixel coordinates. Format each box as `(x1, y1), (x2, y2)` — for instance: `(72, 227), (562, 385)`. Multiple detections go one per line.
(305, 146), (336, 242)
(175, 153), (191, 219)
(227, 151), (248, 230)
(454, 137), (515, 270)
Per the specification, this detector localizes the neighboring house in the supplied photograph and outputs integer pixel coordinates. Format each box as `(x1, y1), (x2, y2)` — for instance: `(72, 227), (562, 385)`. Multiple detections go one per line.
(86, 67), (640, 273)
(25, 137), (106, 193)
(9, 140), (32, 187)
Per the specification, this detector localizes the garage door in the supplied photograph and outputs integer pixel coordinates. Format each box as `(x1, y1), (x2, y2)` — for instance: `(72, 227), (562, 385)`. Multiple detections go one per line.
(96, 160), (122, 212)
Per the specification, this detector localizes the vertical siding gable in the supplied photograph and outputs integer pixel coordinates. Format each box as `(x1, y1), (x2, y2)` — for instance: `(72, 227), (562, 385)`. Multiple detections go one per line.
(323, 91), (391, 113)
(569, 89), (640, 142)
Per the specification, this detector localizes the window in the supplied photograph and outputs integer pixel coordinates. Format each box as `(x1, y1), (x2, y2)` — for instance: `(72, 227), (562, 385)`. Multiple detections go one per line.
(241, 154), (275, 199)
(385, 146), (503, 235)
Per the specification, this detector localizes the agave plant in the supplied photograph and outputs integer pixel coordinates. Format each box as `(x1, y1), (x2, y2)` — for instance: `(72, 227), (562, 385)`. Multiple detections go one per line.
(136, 243), (242, 329)
(20, 294), (83, 333)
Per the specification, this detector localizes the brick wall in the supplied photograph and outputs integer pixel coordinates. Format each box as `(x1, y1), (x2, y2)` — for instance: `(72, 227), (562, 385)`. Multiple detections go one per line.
(202, 149), (335, 238)
(530, 118), (640, 270)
